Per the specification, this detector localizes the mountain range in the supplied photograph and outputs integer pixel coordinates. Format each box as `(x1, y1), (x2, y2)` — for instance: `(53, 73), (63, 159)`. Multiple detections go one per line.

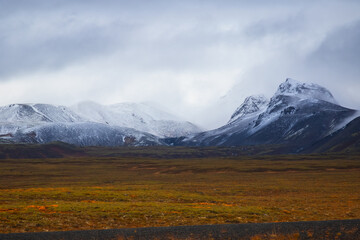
(0, 78), (359, 153)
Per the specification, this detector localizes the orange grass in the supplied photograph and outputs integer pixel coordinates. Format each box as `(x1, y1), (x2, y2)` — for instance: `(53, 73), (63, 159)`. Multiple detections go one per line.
(0, 154), (359, 233)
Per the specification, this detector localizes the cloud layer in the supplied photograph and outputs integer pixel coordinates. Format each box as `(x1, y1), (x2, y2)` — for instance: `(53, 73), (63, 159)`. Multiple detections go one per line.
(1, 0), (360, 128)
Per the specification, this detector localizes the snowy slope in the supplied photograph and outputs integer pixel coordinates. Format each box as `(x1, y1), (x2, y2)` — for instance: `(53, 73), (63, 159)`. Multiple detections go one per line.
(12, 122), (163, 146)
(71, 101), (201, 138)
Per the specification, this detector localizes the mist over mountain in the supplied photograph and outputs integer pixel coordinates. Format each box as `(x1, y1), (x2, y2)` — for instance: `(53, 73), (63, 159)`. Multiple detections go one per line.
(0, 78), (358, 153)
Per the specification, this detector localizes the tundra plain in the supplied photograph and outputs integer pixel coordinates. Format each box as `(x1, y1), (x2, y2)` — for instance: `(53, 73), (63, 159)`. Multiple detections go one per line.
(0, 147), (359, 233)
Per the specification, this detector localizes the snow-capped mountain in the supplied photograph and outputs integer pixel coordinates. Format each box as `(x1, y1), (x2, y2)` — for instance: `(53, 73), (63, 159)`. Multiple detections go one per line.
(71, 101), (201, 138)
(0, 101), (200, 146)
(179, 78), (358, 150)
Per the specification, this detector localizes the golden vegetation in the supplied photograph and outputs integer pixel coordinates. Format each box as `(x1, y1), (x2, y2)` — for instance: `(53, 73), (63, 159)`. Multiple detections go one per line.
(0, 154), (359, 233)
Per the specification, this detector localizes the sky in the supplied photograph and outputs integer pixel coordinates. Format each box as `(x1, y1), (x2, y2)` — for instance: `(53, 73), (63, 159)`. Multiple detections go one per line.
(1, 0), (360, 129)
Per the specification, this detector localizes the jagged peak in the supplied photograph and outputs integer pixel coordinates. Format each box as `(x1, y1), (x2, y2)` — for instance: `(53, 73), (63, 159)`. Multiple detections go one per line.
(229, 94), (269, 123)
(274, 78), (337, 104)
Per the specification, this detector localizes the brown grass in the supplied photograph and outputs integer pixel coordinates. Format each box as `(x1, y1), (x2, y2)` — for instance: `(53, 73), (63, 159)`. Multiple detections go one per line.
(0, 153), (359, 233)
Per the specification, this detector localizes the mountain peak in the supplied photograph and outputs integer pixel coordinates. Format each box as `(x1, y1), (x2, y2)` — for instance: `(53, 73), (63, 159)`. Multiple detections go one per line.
(229, 95), (268, 123)
(275, 78), (337, 104)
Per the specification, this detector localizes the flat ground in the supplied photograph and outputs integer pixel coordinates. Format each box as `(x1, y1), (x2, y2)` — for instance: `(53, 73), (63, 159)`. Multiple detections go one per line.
(0, 152), (359, 233)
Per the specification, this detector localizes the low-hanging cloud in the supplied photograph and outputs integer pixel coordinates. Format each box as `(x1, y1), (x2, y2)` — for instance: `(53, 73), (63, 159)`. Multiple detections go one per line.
(1, 0), (360, 129)
(308, 21), (360, 72)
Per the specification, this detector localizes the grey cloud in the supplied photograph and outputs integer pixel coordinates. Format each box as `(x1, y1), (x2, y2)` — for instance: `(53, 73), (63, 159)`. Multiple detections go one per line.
(0, 30), (113, 79)
(0, 0), (332, 80)
(1, 0), (360, 128)
(0, 1), (196, 79)
(292, 21), (360, 110)
(244, 14), (305, 40)
(308, 21), (360, 73)
(0, 12), (138, 80)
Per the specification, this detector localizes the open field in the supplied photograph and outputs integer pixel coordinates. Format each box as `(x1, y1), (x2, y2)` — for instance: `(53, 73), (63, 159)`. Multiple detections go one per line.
(0, 151), (359, 233)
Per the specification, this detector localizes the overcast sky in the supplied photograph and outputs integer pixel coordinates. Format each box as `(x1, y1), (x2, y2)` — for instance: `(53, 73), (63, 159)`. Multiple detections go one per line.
(1, 0), (360, 129)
